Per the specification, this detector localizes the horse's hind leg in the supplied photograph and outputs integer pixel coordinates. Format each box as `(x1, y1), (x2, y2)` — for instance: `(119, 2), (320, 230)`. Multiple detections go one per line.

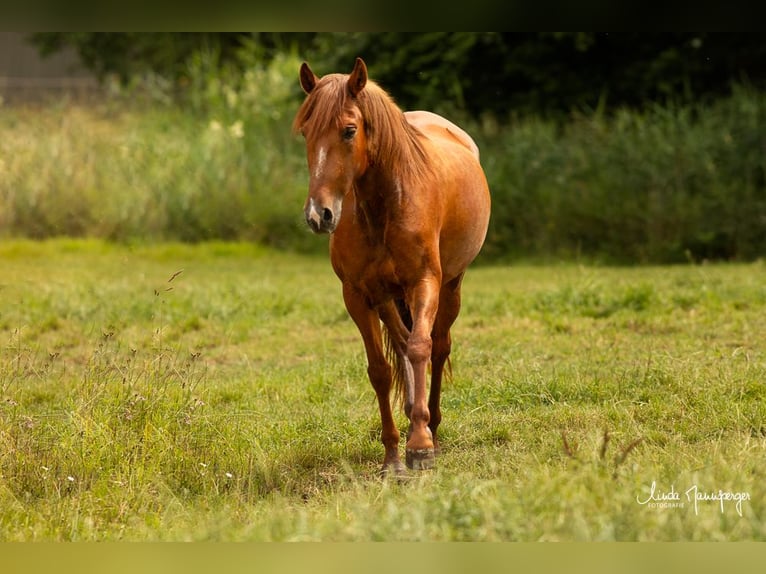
(342, 284), (405, 477)
(429, 273), (464, 453)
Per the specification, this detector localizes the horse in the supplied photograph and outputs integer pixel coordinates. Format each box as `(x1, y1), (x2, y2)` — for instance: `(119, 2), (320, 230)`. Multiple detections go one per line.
(293, 57), (491, 475)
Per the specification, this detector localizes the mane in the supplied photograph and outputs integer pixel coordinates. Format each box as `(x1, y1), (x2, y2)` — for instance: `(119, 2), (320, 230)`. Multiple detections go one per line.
(293, 74), (433, 187)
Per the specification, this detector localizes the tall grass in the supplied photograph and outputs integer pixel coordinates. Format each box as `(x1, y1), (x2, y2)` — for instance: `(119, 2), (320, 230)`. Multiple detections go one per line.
(0, 53), (315, 252)
(1, 58), (765, 262)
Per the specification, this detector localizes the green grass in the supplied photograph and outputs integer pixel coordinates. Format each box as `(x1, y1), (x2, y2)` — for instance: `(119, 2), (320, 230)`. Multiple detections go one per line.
(1, 239), (764, 541)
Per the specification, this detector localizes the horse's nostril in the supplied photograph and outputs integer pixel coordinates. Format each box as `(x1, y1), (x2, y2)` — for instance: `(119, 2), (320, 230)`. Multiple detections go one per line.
(322, 208), (333, 222)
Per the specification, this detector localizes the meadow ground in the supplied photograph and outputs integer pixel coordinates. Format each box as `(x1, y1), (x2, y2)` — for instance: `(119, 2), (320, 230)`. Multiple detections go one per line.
(0, 239), (764, 541)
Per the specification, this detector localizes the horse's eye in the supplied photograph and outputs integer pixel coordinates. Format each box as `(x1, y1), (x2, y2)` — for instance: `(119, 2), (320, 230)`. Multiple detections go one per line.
(343, 126), (357, 141)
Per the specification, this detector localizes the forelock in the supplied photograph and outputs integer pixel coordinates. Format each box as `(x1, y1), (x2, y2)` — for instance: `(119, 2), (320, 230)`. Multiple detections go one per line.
(292, 74), (350, 140)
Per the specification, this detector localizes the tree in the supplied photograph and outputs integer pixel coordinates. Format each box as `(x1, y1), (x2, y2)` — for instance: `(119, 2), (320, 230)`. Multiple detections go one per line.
(29, 32), (316, 82)
(307, 33), (766, 119)
(30, 33), (766, 119)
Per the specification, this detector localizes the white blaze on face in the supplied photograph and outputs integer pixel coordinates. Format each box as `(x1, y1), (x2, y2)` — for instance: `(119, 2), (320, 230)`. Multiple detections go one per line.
(307, 197), (322, 228)
(313, 146), (327, 179)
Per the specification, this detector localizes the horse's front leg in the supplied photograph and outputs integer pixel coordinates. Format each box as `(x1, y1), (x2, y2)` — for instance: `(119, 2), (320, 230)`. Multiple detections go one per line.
(404, 274), (441, 470)
(342, 284), (405, 477)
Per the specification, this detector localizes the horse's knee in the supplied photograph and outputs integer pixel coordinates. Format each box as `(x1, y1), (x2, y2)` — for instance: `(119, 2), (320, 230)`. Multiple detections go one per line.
(407, 334), (432, 365)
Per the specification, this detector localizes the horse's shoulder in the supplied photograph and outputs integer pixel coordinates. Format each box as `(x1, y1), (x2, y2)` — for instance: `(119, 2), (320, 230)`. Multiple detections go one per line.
(403, 110), (480, 160)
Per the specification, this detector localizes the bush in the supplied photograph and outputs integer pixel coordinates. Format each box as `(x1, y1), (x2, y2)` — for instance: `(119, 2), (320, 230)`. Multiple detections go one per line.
(478, 85), (766, 263)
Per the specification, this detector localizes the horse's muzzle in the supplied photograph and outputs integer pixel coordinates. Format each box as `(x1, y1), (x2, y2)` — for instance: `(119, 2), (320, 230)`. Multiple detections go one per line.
(305, 198), (341, 234)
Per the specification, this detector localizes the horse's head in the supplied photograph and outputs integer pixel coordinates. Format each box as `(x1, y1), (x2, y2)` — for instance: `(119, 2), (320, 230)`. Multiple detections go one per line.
(294, 58), (370, 234)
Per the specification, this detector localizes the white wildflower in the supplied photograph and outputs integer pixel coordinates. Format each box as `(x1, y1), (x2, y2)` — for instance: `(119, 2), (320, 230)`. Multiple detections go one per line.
(224, 86), (239, 109)
(229, 120), (244, 139)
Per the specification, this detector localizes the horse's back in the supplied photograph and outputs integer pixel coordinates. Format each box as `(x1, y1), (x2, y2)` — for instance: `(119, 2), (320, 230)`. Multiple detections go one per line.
(404, 110), (480, 161)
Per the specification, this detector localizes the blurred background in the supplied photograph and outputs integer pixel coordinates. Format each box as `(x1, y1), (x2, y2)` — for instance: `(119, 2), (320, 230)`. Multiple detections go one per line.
(1, 32), (765, 263)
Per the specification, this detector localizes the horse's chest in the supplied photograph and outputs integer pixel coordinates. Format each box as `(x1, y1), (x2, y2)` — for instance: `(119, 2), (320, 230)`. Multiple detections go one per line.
(334, 244), (406, 305)
(349, 247), (407, 303)
(362, 257), (405, 303)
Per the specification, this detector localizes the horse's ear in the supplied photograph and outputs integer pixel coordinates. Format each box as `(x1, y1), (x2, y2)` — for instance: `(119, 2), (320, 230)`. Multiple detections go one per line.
(300, 62), (318, 94)
(347, 57), (367, 97)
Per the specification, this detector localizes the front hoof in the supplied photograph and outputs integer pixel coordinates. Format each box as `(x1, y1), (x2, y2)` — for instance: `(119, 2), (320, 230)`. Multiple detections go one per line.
(406, 448), (435, 470)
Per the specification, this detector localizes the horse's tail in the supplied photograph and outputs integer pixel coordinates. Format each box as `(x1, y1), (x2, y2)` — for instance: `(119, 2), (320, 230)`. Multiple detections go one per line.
(382, 299), (453, 410)
(383, 298), (412, 410)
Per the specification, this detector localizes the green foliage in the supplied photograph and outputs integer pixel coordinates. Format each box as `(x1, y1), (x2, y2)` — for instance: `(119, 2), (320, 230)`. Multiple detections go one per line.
(29, 33), (315, 85)
(30, 33), (766, 119)
(2, 49), (766, 262)
(0, 241), (764, 540)
(478, 85), (766, 263)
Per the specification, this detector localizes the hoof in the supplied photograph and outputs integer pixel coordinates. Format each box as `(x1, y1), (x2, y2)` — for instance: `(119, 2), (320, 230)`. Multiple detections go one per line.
(406, 448), (435, 471)
(380, 460), (408, 479)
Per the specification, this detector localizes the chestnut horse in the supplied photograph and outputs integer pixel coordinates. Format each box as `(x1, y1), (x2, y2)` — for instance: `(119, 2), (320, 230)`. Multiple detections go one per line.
(293, 57), (490, 474)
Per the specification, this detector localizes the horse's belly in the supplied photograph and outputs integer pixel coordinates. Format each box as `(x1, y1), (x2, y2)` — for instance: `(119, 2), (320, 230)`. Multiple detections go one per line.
(439, 221), (489, 280)
(439, 193), (491, 280)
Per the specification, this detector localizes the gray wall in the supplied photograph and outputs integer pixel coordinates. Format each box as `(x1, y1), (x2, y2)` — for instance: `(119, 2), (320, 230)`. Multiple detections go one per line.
(0, 33), (97, 101)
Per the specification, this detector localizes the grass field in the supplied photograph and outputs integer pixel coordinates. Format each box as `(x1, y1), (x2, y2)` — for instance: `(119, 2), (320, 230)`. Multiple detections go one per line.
(0, 239), (764, 541)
